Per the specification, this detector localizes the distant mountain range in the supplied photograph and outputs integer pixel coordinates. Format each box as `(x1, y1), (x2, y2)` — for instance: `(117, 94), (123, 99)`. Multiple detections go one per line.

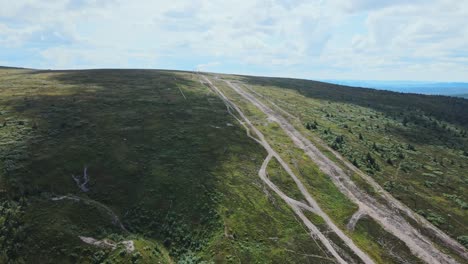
(324, 80), (468, 98)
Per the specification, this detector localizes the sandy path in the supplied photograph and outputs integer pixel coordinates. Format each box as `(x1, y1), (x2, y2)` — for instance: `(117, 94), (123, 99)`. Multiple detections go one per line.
(222, 78), (466, 264)
(201, 75), (375, 264)
(249, 83), (467, 261)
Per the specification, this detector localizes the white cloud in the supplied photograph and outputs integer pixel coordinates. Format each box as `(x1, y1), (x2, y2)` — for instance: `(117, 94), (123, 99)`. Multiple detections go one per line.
(318, 0), (468, 80)
(196, 61), (220, 71)
(0, 0), (467, 81)
(340, 0), (427, 13)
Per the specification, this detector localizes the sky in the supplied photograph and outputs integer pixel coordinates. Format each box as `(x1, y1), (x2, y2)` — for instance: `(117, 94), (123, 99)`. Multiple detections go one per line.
(0, 0), (467, 81)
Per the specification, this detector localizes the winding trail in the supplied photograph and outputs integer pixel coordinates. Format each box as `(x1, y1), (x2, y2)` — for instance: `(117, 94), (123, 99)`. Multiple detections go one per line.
(52, 194), (128, 233)
(220, 77), (466, 264)
(346, 209), (366, 231)
(201, 75), (375, 264)
(237, 79), (467, 261)
(174, 77), (187, 100)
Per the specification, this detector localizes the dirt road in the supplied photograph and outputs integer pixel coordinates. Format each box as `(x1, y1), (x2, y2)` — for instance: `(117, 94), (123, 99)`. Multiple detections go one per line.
(245, 81), (468, 261)
(201, 75), (375, 264)
(220, 78), (466, 264)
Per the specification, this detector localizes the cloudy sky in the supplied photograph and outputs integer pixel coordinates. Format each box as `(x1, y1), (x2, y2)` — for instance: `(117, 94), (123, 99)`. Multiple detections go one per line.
(1, 0), (467, 81)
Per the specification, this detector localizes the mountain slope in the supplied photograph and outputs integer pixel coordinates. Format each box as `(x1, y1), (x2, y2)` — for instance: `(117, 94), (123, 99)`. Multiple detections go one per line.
(0, 68), (466, 263)
(0, 68), (348, 263)
(234, 74), (467, 242)
(208, 75), (467, 263)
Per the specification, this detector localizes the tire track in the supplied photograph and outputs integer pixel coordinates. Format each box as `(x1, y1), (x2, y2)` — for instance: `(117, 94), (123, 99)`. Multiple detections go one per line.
(222, 78), (465, 264)
(201, 75), (374, 264)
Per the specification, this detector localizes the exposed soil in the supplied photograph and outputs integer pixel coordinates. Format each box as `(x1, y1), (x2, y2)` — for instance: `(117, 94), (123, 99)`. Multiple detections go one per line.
(219, 77), (466, 264)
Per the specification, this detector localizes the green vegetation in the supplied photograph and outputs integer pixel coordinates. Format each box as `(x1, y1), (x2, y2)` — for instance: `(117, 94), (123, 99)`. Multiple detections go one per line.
(238, 75), (468, 243)
(267, 158), (305, 202)
(0, 69), (340, 263)
(1, 68), (466, 263)
(209, 77), (434, 263)
(353, 217), (424, 264)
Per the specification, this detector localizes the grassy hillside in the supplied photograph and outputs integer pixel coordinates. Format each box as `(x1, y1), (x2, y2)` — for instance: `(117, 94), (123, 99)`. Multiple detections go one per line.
(238, 75), (468, 245)
(0, 68), (466, 263)
(242, 77), (468, 128)
(0, 68), (339, 263)
(209, 77), (429, 263)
